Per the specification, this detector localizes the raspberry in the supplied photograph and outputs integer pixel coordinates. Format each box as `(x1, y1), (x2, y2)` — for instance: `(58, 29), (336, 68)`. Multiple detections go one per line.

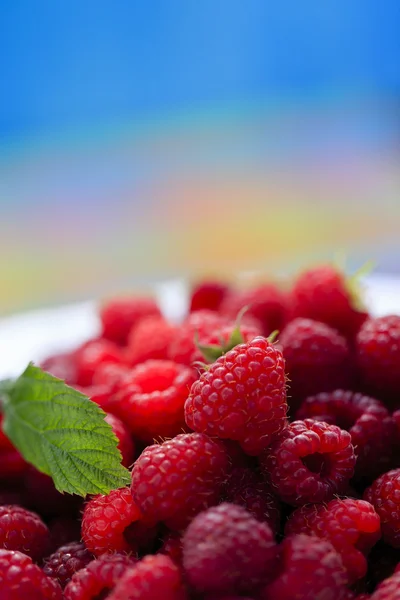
(131, 432), (230, 530)
(220, 283), (288, 336)
(289, 264), (368, 339)
(168, 310), (229, 365)
(159, 532), (183, 566)
(297, 391), (395, 480)
(81, 487), (144, 556)
(0, 549), (62, 600)
(92, 362), (130, 390)
(108, 360), (197, 443)
(364, 469), (400, 548)
(104, 413), (134, 467)
(261, 534), (347, 600)
(43, 542), (93, 588)
(0, 504), (50, 562)
(64, 553), (136, 600)
(126, 316), (177, 365)
(23, 466), (82, 517)
(356, 316), (400, 402)
(182, 502), (277, 595)
(0, 416), (28, 480)
(108, 554), (187, 600)
(224, 468), (281, 534)
(285, 498), (381, 583)
(190, 279), (230, 312)
(261, 419), (355, 505)
(41, 352), (77, 385)
(48, 517), (82, 552)
(75, 339), (124, 387)
(370, 570), (400, 599)
(280, 318), (352, 409)
(185, 336), (288, 456)
(100, 296), (161, 346)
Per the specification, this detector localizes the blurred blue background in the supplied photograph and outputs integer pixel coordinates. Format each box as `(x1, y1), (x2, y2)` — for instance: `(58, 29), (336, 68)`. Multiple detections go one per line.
(0, 0), (400, 314)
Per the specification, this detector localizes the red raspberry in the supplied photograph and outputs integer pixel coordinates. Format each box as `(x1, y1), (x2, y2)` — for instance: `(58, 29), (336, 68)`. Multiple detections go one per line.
(297, 390), (395, 480)
(108, 554), (187, 600)
(92, 362), (130, 390)
(108, 360), (197, 443)
(81, 487), (146, 556)
(261, 419), (355, 505)
(0, 415), (28, 480)
(182, 502), (277, 595)
(131, 432), (230, 530)
(23, 466), (82, 517)
(168, 310), (229, 365)
(159, 532), (183, 566)
(41, 352), (77, 385)
(126, 316), (177, 365)
(370, 569), (400, 599)
(190, 279), (230, 312)
(100, 296), (161, 346)
(104, 413), (134, 467)
(285, 498), (381, 583)
(64, 553), (136, 600)
(185, 336), (288, 456)
(280, 318), (352, 409)
(224, 468), (281, 534)
(364, 469), (400, 548)
(43, 542), (93, 588)
(0, 549), (62, 600)
(289, 264), (368, 339)
(220, 283), (288, 336)
(261, 534), (347, 600)
(356, 316), (400, 402)
(75, 339), (124, 387)
(48, 517), (82, 552)
(0, 505), (50, 562)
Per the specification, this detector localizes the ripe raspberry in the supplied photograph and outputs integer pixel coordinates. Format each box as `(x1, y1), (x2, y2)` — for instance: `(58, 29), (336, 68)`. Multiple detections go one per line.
(185, 336), (288, 456)
(168, 310), (229, 365)
(43, 542), (93, 588)
(356, 315), (400, 402)
(364, 469), (400, 548)
(108, 360), (196, 443)
(48, 517), (82, 552)
(23, 466), (82, 517)
(370, 569), (400, 599)
(0, 504), (50, 562)
(92, 362), (130, 390)
(190, 279), (230, 312)
(297, 390), (395, 480)
(100, 296), (161, 346)
(182, 502), (277, 594)
(81, 487), (145, 556)
(104, 413), (134, 467)
(108, 554), (187, 600)
(131, 433), (230, 530)
(159, 532), (183, 566)
(126, 316), (176, 365)
(220, 283), (288, 336)
(224, 468), (281, 534)
(289, 264), (368, 339)
(261, 534), (347, 600)
(75, 339), (124, 387)
(0, 415), (28, 480)
(280, 318), (352, 409)
(64, 553), (136, 600)
(285, 498), (381, 583)
(41, 352), (77, 385)
(261, 419), (355, 505)
(0, 549), (62, 600)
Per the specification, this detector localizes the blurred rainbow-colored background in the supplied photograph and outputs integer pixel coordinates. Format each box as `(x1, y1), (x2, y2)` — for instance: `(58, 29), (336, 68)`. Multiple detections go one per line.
(1, 1), (400, 315)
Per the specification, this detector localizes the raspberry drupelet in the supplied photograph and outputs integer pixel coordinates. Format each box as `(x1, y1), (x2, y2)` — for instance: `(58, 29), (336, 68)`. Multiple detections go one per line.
(364, 469), (400, 548)
(108, 360), (197, 443)
(0, 549), (63, 600)
(43, 542), (93, 588)
(131, 433), (230, 530)
(0, 504), (50, 562)
(182, 503), (277, 595)
(297, 390), (395, 480)
(185, 336), (288, 456)
(260, 419), (356, 506)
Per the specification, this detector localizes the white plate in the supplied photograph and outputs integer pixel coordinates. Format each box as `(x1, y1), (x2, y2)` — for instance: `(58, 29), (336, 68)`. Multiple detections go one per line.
(0, 275), (399, 380)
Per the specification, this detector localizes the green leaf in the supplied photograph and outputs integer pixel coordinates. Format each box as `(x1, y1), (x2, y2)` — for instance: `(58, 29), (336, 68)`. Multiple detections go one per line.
(1, 364), (130, 496)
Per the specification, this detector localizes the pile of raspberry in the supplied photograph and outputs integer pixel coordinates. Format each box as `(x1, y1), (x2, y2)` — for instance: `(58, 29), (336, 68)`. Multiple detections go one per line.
(3, 264), (400, 599)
